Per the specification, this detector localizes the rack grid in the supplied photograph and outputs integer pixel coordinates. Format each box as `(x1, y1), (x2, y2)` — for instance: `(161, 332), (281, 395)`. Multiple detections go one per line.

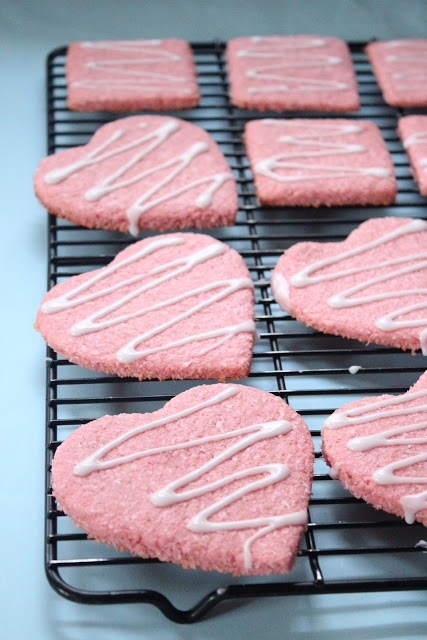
(45, 42), (426, 623)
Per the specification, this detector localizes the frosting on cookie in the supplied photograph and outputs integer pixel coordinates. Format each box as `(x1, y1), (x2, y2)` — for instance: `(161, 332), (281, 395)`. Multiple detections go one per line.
(41, 235), (256, 363)
(236, 36), (350, 94)
(324, 386), (427, 524)
(289, 219), (427, 354)
(71, 40), (192, 93)
(43, 119), (233, 235)
(254, 120), (391, 182)
(74, 386), (308, 570)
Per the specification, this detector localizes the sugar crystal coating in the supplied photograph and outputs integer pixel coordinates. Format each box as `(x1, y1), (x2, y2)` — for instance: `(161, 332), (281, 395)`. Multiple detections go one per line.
(245, 118), (397, 207)
(52, 383), (314, 575)
(227, 35), (359, 112)
(271, 217), (427, 353)
(34, 115), (238, 234)
(398, 115), (427, 196)
(323, 371), (427, 526)
(36, 233), (255, 381)
(67, 39), (200, 111)
(366, 39), (427, 107)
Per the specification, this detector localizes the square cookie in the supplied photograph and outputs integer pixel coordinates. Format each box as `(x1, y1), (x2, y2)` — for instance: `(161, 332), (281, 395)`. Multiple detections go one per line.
(366, 39), (427, 107)
(226, 35), (359, 112)
(66, 39), (200, 111)
(398, 115), (427, 196)
(323, 370), (427, 527)
(244, 118), (397, 207)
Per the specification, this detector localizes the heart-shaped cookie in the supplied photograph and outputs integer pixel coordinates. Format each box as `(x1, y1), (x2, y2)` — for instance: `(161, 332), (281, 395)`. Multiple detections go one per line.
(271, 217), (427, 354)
(323, 370), (427, 525)
(52, 383), (314, 575)
(34, 115), (237, 235)
(36, 233), (255, 380)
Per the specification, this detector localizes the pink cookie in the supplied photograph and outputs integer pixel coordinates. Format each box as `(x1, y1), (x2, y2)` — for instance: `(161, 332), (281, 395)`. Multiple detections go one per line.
(398, 116), (427, 196)
(226, 35), (360, 112)
(323, 371), (427, 526)
(366, 39), (427, 107)
(52, 383), (314, 575)
(271, 217), (427, 353)
(66, 39), (200, 111)
(245, 119), (397, 207)
(35, 233), (255, 381)
(33, 115), (237, 235)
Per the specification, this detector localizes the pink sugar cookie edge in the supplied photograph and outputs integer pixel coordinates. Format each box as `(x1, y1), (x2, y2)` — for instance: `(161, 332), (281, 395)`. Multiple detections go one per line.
(52, 383), (314, 575)
(244, 118), (397, 207)
(366, 40), (427, 107)
(271, 217), (425, 353)
(66, 39), (200, 112)
(33, 115), (238, 233)
(398, 115), (427, 196)
(322, 371), (427, 525)
(226, 35), (360, 112)
(35, 233), (255, 381)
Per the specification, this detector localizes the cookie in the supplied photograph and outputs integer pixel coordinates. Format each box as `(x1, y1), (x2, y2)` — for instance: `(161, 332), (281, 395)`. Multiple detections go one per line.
(323, 371), (427, 526)
(34, 115), (237, 235)
(52, 383), (314, 575)
(244, 118), (397, 207)
(398, 116), (427, 196)
(66, 39), (200, 111)
(366, 39), (427, 107)
(36, 233), (255, 381)
(271, 217), (427, 353)
(226, 35), (359, 112)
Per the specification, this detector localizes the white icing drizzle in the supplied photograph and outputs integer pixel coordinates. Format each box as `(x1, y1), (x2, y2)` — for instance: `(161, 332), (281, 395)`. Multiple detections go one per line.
(236, 37), (351, 93)
(324, 387), (427, 523)
(74, 386), (307, 570)
(41, 236), (255, 364)
(80, 40), (164, 50)
(270, 271), (291, 313)
(329, 464), (340, 479)
(254, 120), (391, 182)
(402, 131), (427, 149)
(380, 42), (427, 90)
(72, 40), (192, 92)
(289, 219), (427, 354)
(348, 365), (362, 374)
(43, 119), (233, 236)
(415, 539), (427, 549)
(248, 36), (327, 47)
(402, 130), (427, 173)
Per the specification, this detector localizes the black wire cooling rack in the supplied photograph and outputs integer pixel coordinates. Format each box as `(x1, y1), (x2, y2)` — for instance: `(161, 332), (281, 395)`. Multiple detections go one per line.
(44, 42), (427, 623)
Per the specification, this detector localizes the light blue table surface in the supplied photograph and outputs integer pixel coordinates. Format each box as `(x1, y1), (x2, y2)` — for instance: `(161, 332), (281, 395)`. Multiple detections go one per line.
(1, 1), (426, 638)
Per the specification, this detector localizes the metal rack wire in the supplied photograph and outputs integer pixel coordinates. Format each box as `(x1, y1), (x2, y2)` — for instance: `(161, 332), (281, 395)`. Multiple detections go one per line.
(44, 42), (426, 623)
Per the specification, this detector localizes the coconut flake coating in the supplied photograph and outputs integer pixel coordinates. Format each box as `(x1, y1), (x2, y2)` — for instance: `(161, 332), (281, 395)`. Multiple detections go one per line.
(67, 39), (200, 111)
(398, 116), (427, 196)
(227, 35), (359, 112)
(36, 233), (255, 381)
(52, 383), (314, 575)
(271, 217), (427, 353)
(34, 115), (237, 234)
(245, 118), (397, 207)
(366, 39), (427, 107)
(323, 371), (427, 526)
